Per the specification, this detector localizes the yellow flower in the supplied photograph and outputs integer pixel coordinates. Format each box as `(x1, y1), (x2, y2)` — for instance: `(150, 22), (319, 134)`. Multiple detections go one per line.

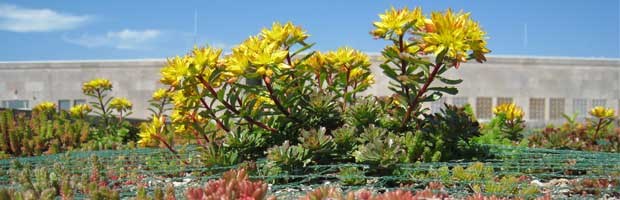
(261, 22), (309, 45)
(33, 101), (56, 113)
(82, 78), (112, 95)
(303, 51), (326, 74)
(324, 47), (371, 72)
(152, 88), (169, 101)
(69, 104), (92, 118)
(363, 74), (375, 85)
(110, 97), (132, 113)
(160, 56), (190, 87)
(226, 36), (288, 77)
(493, 103), (524, 121)
(224, 51), (249, 77)
(421, 9), (490, 64)
(589, 106), (615, 118)
(371, 7), (424, 38)
(244, 93), (274, 112)
(138, 116), (165, 147)
(160, 46), (226, 88)
(191, 46), (222, 70)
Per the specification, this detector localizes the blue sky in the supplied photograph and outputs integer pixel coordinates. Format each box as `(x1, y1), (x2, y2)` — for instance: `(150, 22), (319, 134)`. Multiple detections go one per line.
(0, 0), (618, 61)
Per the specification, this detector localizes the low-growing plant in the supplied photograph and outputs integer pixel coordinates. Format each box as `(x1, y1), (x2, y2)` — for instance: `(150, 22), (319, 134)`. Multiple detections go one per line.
(528, 106), (619, 152)
(338, 166), (366, 186)
(0, 108), (90, 157)
(82, 78), (136, 146)
(185, 168), (270, 200)
(418, 104), (489, 161)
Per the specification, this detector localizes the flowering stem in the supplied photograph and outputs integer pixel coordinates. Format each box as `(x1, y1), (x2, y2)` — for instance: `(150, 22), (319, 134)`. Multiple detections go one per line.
(342, 68), (351, 112)
(199, 97), (230, 132)
(401, 63), (443, 129)
(263, 76), (292, 117)
(118, 110), (123, 126)
(594, 118), (603, 141)
(152, 134), (189, 165)
(95, 89), (109, 133)
(197, 76), (277, 133)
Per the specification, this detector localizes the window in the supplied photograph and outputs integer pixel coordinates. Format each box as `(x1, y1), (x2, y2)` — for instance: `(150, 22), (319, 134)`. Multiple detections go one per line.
(573, 98), (588, 118)
(58, 100), (71, 111)
(549, 98), (565, 119)
(1, 100), (29, 110)
(431, 97), (447, 113)
(529, 98), (545, 120)
(592, 99), (606, 107)
(497, 97), (513, 106)
(452, 97), (469, 107)
(476, 97), (493, 119)
(74, 99), (86, 106)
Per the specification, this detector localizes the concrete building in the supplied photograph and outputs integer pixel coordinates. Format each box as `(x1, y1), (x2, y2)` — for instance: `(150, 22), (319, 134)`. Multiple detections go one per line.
(1, 55), (619, 126)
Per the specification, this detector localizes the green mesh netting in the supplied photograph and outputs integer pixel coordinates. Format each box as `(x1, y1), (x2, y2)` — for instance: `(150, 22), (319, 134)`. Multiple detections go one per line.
(0, 145), (619, 199)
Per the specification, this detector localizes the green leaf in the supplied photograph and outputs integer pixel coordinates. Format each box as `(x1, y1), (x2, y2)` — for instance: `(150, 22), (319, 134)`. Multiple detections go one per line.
(428, 87), (458, 95)
(435, 47), (449, 64)
(291, 43), (316, 57)
(437, 76), (463, 85)
(380, 64), (398, 80)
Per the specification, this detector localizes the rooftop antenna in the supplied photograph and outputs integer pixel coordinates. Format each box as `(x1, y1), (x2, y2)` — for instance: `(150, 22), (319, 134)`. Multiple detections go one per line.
(193, 9), (198, 45)
(523, 23), (528, 49)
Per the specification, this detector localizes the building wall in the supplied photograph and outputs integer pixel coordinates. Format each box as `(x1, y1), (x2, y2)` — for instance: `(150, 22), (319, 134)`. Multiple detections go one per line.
(1, 56), (619, 126)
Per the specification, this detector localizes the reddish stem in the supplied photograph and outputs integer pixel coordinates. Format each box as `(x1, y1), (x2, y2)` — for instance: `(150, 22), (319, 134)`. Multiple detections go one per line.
(199, 97), (230, 132)
(153, 134), (189, 165)
(263, 76), (291, 117)
(197, 76), (277, 133)
(400, 63), (443, 128)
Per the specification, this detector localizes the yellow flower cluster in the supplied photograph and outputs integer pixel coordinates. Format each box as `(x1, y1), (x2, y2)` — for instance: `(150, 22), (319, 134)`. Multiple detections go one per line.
(371, 7), (424, 37)
(589, 106), (615, 118)
(152, 88), (170, 101)
(260, 22), (309, 46)
(302, 47), (374, 88)
(69, 104), (92, 118)
(160, 46), (225, 88)
(304, 51), (326, 74)
(493, 103), (524, 121)
(246, 93), (275, 112)
(138, 116), (165, 147)
(33, 101), (56, 113)
(422, 9), (490, 63)
(227, 37), (288, 78)
(110, 97), (132, 112)
(371, 7), (490, 64)
(226, 22), (306, 78)
(82, 78), (112, 95)
(324, 47), (371, 72)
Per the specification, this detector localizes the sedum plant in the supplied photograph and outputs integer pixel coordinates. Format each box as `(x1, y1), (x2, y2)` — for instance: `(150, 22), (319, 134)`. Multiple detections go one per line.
(0, 109), (90, 157)
(528, 106), (619, 152)
(492, 103), (525, 141)
(185, 168), (271, 200)
(139, 6), (491, 174)
(371, 7), (489, 130)
(82, 78), (135, 145)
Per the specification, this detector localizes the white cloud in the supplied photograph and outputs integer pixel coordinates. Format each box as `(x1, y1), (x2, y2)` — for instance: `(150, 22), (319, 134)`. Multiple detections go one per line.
(0, 3), (91, 32)
(64, 29), (162, 50)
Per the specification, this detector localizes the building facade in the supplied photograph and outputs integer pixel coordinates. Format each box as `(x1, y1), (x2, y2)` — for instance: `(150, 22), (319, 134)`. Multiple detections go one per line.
(1, 56), (619, 126)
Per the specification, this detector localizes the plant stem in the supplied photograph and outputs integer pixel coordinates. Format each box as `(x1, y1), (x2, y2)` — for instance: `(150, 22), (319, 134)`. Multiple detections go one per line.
(199, 97), (230, 132)
(197, 76), (277, 133)
(263, 76), (291, 117)
(342, 68), (351, 112)
(153, 134), (189, 165)
(400, 63), (443, 129)
(593, 118), (603, 141)
(95, 90), (109, 134)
